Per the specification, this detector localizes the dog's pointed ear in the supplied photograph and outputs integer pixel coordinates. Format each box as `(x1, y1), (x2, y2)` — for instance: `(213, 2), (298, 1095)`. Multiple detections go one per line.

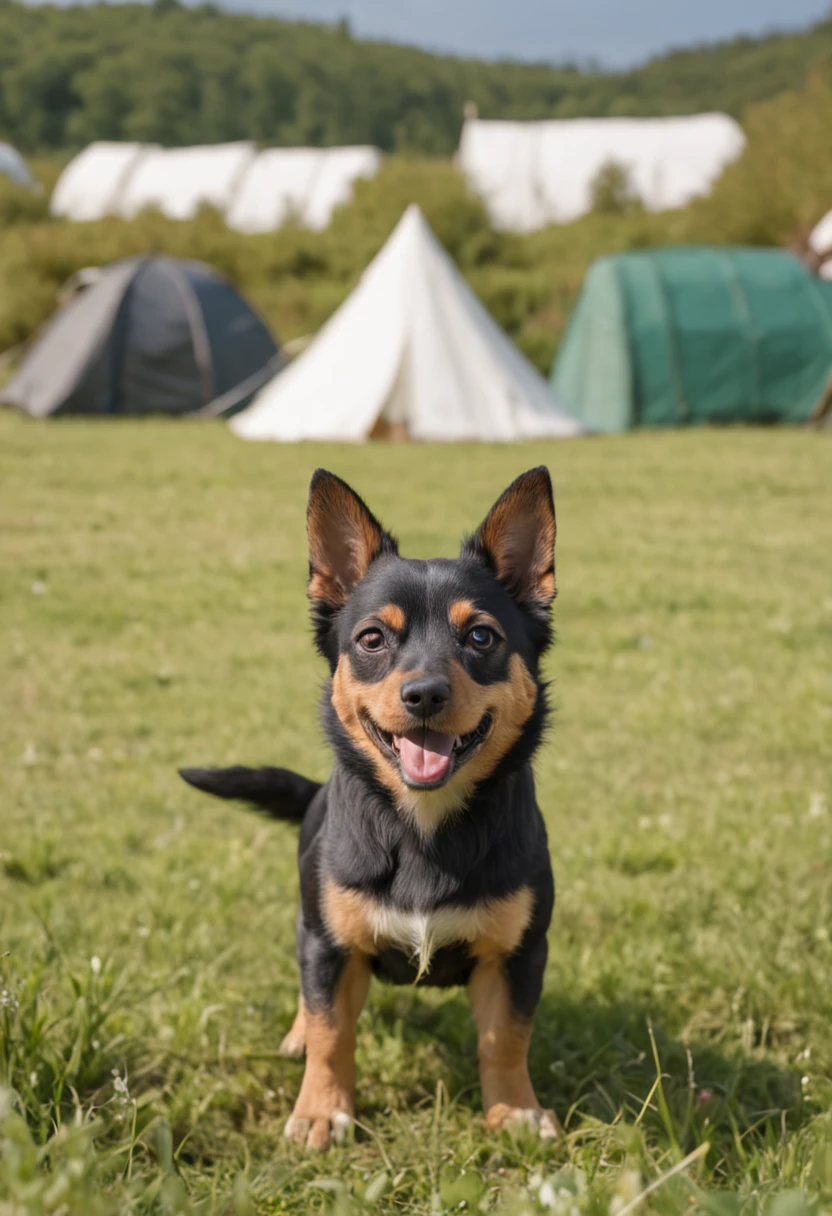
(307, 469), (398, 612)
(462, 467), (556, 613)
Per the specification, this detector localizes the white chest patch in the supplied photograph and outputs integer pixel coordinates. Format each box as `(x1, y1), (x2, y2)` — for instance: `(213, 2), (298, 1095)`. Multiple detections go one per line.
(366, 903), (495, 981)
(323, 880), (533, 983)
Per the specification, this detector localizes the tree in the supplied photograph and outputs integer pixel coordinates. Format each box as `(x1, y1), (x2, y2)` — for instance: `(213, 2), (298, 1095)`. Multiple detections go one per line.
(589, 160), (641, 215)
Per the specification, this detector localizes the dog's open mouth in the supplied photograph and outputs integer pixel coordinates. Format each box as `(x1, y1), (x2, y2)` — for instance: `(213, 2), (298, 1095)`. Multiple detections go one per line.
(362, 712), (493, 789)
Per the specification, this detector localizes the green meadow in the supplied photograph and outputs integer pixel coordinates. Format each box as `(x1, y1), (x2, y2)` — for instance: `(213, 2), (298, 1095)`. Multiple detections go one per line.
(1, 414), (831, 1214)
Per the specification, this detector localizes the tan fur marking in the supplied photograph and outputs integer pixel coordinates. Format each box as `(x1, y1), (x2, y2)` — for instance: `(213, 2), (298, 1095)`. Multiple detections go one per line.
(330, 662), (418, 800)
(470, 959), (558, 1134)
(469, 887), (534, 959)
(376, 603), (406, 632)
(449, 599), (477, 631)
(323, 878), (533, 974)
(330, 653), (538, 833)
(449, 603), (505, 638)
(445, 654), (537, 795)
(308, 571), (333, 605)
(323, 880), (380, 955)
(286, 952), (371, 1151)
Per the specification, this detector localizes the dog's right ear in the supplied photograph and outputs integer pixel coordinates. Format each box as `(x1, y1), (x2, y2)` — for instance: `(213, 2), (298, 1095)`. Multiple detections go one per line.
(307, 469), (398, 662)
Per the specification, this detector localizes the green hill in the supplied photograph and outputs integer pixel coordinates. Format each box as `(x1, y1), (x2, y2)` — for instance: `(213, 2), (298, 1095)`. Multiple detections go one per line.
(1, 0), (832, 154)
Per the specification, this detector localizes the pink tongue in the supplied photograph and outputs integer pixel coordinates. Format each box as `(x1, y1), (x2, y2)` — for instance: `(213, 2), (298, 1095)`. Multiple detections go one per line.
(396, 729), (455, 785)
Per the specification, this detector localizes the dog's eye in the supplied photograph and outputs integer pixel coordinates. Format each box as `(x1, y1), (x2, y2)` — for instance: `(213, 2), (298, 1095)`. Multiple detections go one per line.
(466, 626), (497, 652)
(357, 629), (386, 653)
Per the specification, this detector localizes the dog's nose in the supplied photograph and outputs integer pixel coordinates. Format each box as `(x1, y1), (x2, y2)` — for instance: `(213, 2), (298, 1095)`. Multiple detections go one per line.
(400, 675), (451, 718)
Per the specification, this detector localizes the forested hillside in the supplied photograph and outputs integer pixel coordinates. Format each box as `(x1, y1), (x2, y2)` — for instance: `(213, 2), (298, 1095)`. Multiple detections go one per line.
(1, 0), (831, 153)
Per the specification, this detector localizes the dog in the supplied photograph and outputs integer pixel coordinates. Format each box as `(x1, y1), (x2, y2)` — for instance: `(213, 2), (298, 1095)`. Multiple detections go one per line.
(180, 466), (560, 1150)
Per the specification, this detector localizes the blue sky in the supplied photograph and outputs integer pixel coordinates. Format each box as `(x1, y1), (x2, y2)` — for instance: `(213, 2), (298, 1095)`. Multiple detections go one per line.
(242, 0), (829, 67)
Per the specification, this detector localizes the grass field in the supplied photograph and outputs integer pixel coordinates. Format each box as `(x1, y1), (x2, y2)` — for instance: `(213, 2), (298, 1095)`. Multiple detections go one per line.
(1, 414), (831, 1215)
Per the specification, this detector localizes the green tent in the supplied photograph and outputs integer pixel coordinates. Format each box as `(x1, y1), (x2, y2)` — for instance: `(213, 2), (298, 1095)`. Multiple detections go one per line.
(550, 247), (832, 431)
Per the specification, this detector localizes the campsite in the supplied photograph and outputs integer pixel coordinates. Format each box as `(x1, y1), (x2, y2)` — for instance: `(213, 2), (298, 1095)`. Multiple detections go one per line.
(2, 2), (832, 1214)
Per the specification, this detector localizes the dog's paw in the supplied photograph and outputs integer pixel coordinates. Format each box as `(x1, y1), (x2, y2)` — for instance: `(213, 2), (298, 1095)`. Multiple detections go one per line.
(486, 1104), (561, 1140)
(284, 1109), (352, 1152)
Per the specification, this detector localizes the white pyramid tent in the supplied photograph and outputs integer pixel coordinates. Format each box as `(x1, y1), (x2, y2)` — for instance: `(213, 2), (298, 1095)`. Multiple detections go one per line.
(232, 205), (583, 442)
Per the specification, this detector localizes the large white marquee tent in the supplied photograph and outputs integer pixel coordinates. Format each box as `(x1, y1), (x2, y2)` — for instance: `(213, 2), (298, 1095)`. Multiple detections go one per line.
(52, 143), (151, 221)
(458, 114), (745, 232)
(228, 145), (381, 233)
(232, 204), (583, 443)
(51, 142), (382, 229)
(117, 142), (257, 221)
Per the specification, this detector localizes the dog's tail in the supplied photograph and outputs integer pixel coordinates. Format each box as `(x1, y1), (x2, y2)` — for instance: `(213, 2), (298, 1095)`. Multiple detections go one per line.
(178, 766), (321, 823)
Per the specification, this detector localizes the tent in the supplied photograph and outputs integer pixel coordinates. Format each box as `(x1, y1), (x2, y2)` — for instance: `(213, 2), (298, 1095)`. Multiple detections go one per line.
(228, 148), (324, 232)
(1, 256), (280, 418)
(232, 205), (582, 442)
(550, 247), (832, 431)
(51, 142), (383, 231)
(228, 146), (381, 233)
(302, 146), (382, 231)
(458, 115), (745, 232)
(117, 143), (256, 221)
(51, 143), (152, 221)
(0, 143), (34, 188)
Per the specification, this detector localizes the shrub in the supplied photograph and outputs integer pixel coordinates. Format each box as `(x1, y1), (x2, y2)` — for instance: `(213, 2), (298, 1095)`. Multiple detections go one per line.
(693, 73), (832, 247)
(589, 159), (642, 216)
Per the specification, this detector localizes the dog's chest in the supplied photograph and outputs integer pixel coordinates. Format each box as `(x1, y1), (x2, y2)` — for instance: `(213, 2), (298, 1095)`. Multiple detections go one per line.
(323, 880), (533, 978)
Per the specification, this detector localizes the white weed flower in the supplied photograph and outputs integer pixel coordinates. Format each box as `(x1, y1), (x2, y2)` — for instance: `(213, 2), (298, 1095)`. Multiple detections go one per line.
(808, 793), (827, 820)
(0, 986), (19, 1012)
(539, 1180), (556, 1208)
(90, 956), (101, 976)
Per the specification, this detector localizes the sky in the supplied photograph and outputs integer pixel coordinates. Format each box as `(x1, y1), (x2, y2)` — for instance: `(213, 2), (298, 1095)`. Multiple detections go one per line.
(239, 0), (830, 67)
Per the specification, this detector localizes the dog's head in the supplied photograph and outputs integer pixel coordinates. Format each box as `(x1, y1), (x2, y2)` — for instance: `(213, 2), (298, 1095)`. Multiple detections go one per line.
(307, 467), (556, 832)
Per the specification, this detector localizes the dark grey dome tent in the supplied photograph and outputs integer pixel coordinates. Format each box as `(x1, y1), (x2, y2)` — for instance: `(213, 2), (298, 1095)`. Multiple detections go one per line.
(0, 256), (280, 418)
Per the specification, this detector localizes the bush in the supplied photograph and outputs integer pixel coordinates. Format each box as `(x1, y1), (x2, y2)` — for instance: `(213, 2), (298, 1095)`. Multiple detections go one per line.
(589, 159), (642, 215)
(693, 73), (832, 247)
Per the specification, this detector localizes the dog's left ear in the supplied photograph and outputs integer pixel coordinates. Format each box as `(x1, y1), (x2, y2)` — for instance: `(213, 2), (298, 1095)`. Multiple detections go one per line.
(307, 469), (398, 611)
(462, 467), (556, 613)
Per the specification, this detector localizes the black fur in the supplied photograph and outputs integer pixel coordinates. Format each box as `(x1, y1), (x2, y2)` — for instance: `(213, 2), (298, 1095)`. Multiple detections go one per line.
(178, 766), (321, 821)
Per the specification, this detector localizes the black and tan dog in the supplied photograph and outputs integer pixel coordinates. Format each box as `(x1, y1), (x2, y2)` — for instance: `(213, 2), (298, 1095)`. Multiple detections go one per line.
(181, 466), (560, 1150)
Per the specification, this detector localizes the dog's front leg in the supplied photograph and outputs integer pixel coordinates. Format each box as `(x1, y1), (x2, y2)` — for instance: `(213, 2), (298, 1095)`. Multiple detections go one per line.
(284, 929), (371, 1152)
(469, 937), (560, 1139)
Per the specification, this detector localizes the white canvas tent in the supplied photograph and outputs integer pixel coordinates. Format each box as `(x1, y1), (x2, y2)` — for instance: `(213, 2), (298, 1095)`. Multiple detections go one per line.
(0, 142), (34, 188)
(117, 142), (256, 221)
(228, 145), (381, 233)
(458, 114), (745, 232)
(51, 143), (152, 221)
(228, 148), (324, 232)
(303, 146), (382, 231)
(232, 205), (582, 443)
